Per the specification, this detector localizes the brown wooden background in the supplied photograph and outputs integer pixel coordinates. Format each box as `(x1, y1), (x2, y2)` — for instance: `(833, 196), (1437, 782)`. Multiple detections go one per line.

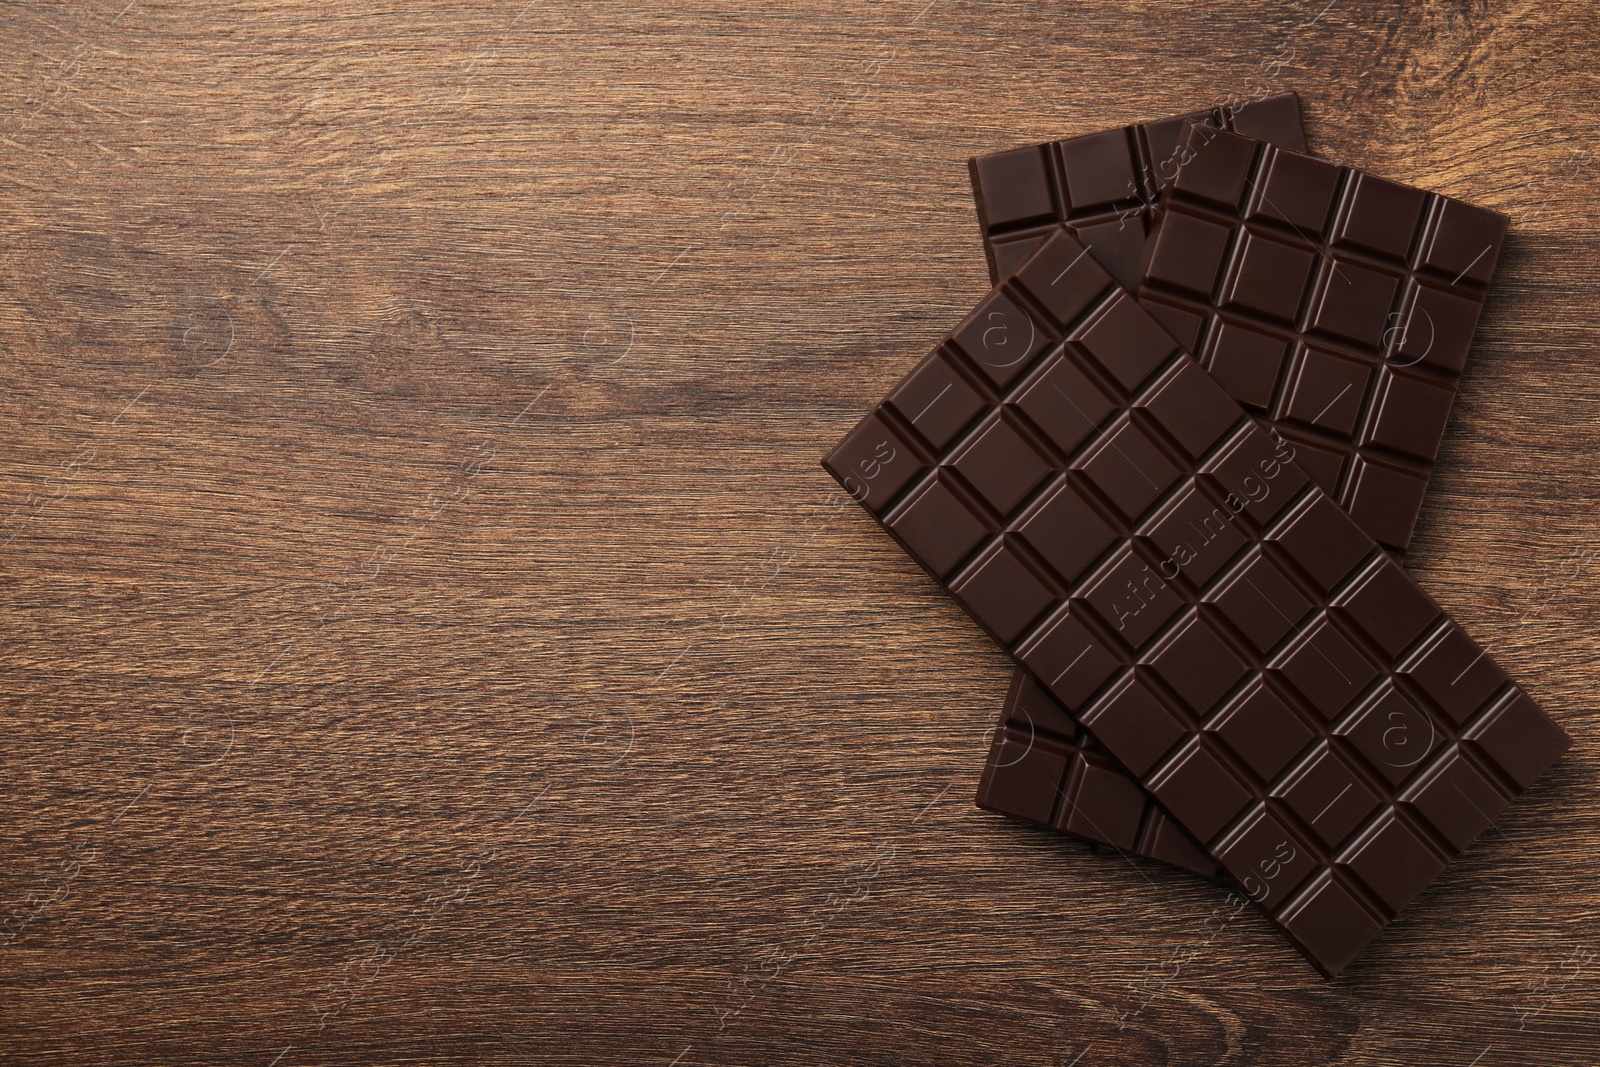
(3, 1), (1597, 1063)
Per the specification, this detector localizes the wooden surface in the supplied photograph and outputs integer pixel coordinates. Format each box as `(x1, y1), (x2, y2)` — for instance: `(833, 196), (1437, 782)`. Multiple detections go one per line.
(3, 2), (1598, 1063)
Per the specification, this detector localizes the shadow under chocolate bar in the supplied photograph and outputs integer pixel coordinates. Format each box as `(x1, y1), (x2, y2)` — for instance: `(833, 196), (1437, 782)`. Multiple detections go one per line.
(823, 227), (1567, 976)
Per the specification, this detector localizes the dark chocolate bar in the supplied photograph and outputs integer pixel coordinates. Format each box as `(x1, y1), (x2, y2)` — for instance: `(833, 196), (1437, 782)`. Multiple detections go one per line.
(978, 670), (1221, 877)
(969, 93), (1307, 288)
(823, 229), (1568, 975)
(1132, 123), (1506, 553)
(972, 99), (1310, 869)
(975, 115), (1509, 870)
(966, 102), (1305, 876)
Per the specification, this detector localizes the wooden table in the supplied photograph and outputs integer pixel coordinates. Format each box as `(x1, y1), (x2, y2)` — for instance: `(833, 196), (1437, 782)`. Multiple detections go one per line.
(3, 2), (1597, 1063)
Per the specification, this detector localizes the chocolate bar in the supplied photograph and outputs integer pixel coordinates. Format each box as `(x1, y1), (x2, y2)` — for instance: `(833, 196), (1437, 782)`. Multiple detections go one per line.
(978, 670), (1221, 877)
(974, 114), (1509, 869)
(971, 101), (1313, 866)
(969, 93), (1307, 288)
(1133, 123), (1506, 553)
(974, 113), (1505, 555)
(823, 229), (1568, 975)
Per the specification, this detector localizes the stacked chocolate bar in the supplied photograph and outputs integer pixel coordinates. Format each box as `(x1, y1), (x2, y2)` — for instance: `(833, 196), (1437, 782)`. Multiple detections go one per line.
(822, 93), (1570, 977)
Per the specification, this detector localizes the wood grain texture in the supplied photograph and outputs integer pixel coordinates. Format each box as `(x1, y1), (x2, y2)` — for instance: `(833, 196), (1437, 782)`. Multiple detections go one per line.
(2, 1), (1597, 1063)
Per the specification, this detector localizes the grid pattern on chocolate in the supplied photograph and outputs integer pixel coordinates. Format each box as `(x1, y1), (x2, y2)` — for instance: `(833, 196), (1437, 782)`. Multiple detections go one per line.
(969, 93), (1306, 288)
(977, 671), (1221, 877)
(1135, 124), (1508, 554)
(823, 230), (1568, 976)
(975, 101), (1400, 881)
